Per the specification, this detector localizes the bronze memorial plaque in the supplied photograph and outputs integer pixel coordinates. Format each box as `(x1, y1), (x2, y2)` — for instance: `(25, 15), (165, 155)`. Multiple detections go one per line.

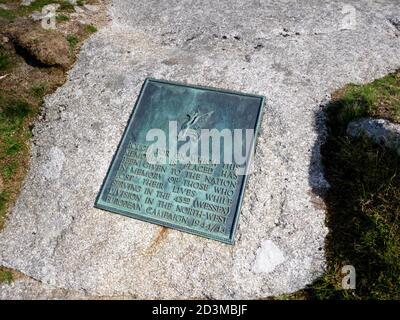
(95, 79), (265, 244)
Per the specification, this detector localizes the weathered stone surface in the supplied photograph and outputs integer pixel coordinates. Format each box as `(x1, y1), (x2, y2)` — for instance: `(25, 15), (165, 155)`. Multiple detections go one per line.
(347, 118), (400, 155)
(0, 0), (400, 299)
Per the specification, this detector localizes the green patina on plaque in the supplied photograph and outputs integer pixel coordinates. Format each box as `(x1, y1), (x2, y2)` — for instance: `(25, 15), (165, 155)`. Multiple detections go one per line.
(95, 79), (265, 244)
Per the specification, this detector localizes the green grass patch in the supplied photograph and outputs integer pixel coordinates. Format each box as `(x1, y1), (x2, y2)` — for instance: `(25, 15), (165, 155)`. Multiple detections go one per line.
(0, 268), (13, 284)
(0, 93), (33, 229)
(292, 71), (400, 300)
(58, 0), (74, 12)
(338, 72), (400, 123)
(56, 14), (69, 22)
(0, 47), (12, 71)
(3, 137), (22, 157)
(0, 7), (15, 20)
(31, 82), (47, 99)
(66, 35), (78, 49)
(2, 161), (17, 178)
(0, 98), (31, 125)
(84, 24), (97, 34)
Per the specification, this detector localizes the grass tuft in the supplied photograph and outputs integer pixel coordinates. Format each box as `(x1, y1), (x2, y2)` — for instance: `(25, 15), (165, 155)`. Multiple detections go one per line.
(3, 161), (17, 178)
(84, 24), (97, 34)
(0, 47), (12, 71)
(1, 99), (31, 123)
(56, 14), (69, 22)
(339, 73), (400, 123)
(0, 7), (15, 20)
(66, 35), (78, 49)
(31, 82), (47, 99)
(0, 268), (13, 284)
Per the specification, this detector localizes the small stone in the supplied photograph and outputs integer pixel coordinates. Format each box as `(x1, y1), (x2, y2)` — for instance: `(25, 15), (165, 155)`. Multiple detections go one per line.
(30, 3), (60, 20)
(74, 5), (84, 13)
(347, 118), (400, 155)
(21, 0), (33, 6)
(0, 4), (9, 10)
(252, 240), (286, 273)
(30, 12), (47, 21)
(83, 4), (99, 12)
